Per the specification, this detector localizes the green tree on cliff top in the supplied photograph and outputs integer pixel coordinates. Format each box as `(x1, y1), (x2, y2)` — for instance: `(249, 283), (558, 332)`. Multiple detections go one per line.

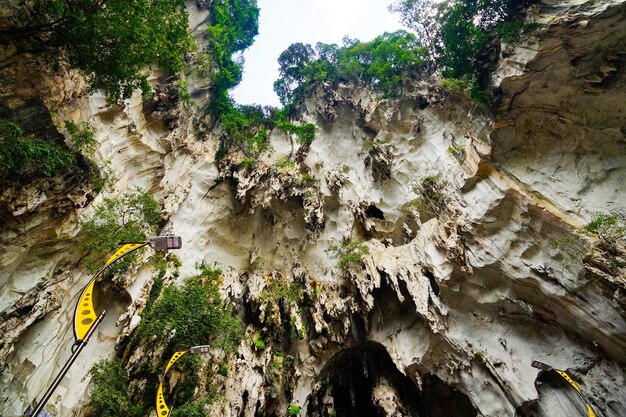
(2, 0), (195, 99)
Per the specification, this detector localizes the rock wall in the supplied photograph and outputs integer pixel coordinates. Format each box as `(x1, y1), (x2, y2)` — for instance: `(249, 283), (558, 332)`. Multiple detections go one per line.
(1, 1), (625, 417)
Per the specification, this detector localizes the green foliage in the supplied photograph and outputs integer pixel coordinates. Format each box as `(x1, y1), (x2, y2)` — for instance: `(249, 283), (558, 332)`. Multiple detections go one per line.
(65, 120), (97, 155)
(328, 239), (370, 271)
(274, 157), (296, 169)
(214, 101), (317, 160)
(11, 1), (195, 99)
(328, 407), (337, 417)
(88, 360), (143, 417)
(254, 335), (266, 350)
(289, 404), (301, 416)
(239, 157), (257, 169)
(80, 188), (161, 273)
(218, 363), (229, 376)
(218, 103), (273, 158)
(440, 78), (470, 95)
(274, 110), (317, 145)
(168, 354), (202, 407)
(447, 145), (466, 161)
(173, 77), (192, 104)
(298, 173), (319, 185)
(170, 400), (207, 417)
(206, 0), (260, 114)
(274, 31), (427, 106)
(410, 175), (444, 218)
(0, 119), (76, 179)
(259, 275), (304, 307)
(390, 0), (534, 95)
(136, 263), (244, 353)
(585, 214), (626, 240)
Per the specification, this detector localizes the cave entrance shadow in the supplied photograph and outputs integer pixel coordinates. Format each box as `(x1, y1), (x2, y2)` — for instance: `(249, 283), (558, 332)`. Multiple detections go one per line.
(305, 341), (477, 417)
(515, 371), (592, 417)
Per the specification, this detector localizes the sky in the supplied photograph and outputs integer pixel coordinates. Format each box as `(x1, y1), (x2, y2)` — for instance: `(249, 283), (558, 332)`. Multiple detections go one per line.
(231, 0), (405, 107)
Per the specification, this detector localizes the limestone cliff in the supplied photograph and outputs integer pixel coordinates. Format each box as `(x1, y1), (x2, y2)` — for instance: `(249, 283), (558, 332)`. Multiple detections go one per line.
(1, 1), (625, 417)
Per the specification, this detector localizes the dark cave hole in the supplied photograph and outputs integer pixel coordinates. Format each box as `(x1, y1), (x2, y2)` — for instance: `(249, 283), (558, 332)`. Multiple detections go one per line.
(306, 342), (477, 417)
(423, 268), (440, 296)
(365, 205), (385, 220)
(515, 370), (596, 417)
(421, 374), (477, 417)
(239, 391), (249, 417)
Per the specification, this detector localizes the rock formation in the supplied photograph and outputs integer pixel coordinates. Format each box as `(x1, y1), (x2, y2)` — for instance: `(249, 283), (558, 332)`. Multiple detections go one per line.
(0, 1), (624, 416)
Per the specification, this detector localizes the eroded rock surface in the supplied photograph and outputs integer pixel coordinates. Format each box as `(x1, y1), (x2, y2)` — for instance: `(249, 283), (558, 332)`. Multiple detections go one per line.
(1, 1), (625, 417)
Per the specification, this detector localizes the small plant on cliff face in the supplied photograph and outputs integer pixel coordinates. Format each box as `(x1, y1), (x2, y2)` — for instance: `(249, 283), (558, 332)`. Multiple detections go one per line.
(65, 120), (97, 156)
(81, 187), (161, 274)
(585, 214), (626, 241)
(410, 175), (445, 220)
(170, 400), (207, 417)
(328, 239), (370, 271)
(274, 156), (296, 169)
(289, 404), (302, 416)
(0, 119), (76, 180)
(218, 363), (229, 376)
(440, 77), (471, 95)
(259, 274), (304, 307)
(473, 351), (486, 364)
(254, 335), (266, 350)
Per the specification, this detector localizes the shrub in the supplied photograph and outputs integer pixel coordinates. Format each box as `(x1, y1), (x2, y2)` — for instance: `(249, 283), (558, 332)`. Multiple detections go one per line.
(218, 363), (229, 376)
(274, 157), (296, 169)
(328, 239), (370, 271)
(80, 188), (161, 273)
(585, 214), (626, 240)
(289, 404), (301, 416)
(0, 119), (76, 179)
(254, 335), (266, 350)
(410, 175), (444, 218)
(136, 264), (244, 354)
(259, 275), (303, 307)
(274, 111), (317, 145)
(88, 360), (143, 417)
(65, 120), (97, 155)
(440, 78), (470, 95)
(170, 400), (207, 417)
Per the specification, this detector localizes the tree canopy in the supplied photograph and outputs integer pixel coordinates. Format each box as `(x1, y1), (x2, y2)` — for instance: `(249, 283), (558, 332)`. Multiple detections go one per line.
(4, 0), (195, 99)
(206, 0), (260, 114)
(389, 0), (534, 81)
(273, 31), (427, 107)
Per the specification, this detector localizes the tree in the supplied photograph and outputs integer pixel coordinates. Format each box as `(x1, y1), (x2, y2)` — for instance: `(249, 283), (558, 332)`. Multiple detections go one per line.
(389, 0), (534, 80)
(388, 0), (437, 58)
(2, 0), (195, 99)
(273, 31), (426, 107)
(274, 43), (315, 106)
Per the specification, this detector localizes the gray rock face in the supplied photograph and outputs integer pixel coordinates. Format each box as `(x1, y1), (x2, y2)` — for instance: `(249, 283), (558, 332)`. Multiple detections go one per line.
(0, 1), (625, 417)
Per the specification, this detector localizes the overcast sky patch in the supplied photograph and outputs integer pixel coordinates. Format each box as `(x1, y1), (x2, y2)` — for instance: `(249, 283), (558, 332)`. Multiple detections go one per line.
(231, 0), (404, 107)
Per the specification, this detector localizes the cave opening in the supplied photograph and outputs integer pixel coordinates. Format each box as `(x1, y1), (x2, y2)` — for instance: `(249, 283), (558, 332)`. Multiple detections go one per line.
(306, 342), (420, 417)
(365, 204), (385, 220)
(306, 342), (477, 417)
